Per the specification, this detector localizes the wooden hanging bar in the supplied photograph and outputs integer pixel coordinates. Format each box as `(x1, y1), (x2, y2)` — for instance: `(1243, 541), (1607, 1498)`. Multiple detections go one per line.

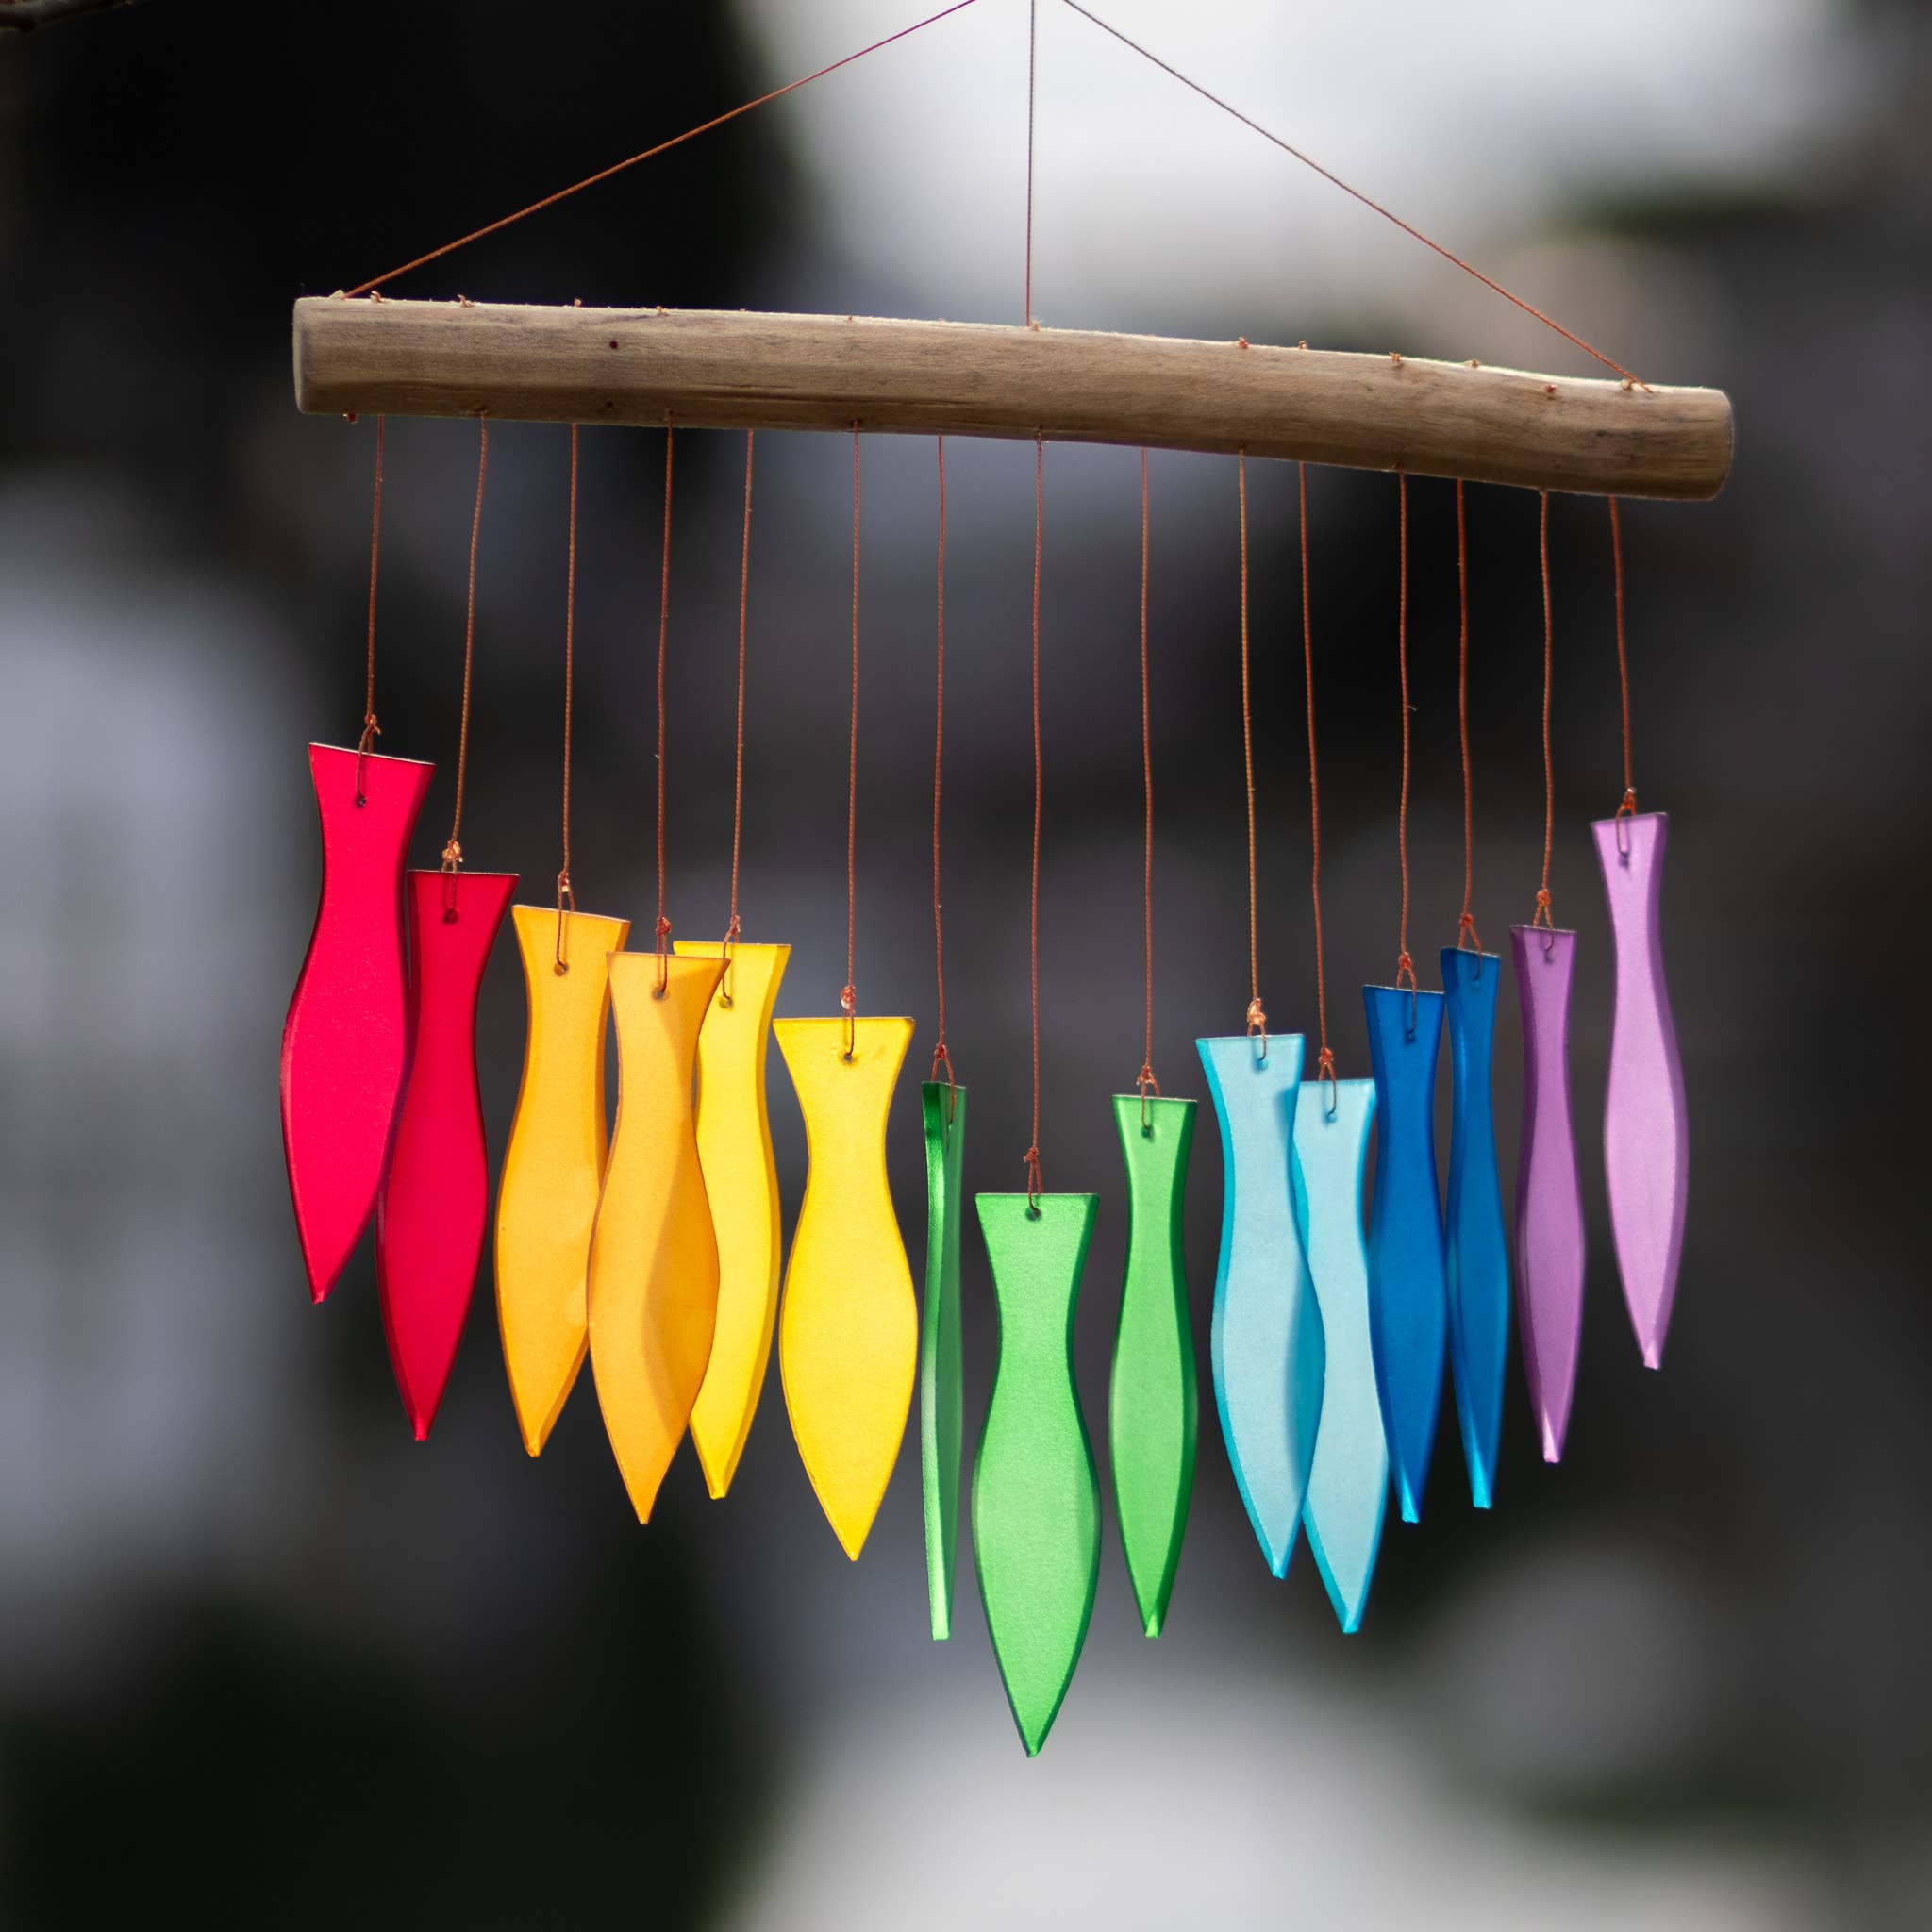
(293, 297), (1733, 501)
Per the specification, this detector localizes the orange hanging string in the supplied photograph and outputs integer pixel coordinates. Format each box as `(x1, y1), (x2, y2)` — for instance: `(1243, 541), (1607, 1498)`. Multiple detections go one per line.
(1136, 447), (1160, 1126)
(1238, 450), (1267, 1055)
(1608, 495), (1639, 847)
(1058, 0), (1642, 386)
(1300, 462), (1337, 1109)
(554, 425), (579, 974)
(1456, 479), (1483, 956)
(343, 0), (986, 298)
(1393, 473), (1418, 1024)
(931, 437), (956, 1095)
(1531, 489), (1557, 946)
(721, 430), (754, 1004)
(841, 426), (861, 1058)
(441, 416), (489, 915)
(1023, 438), (1045, 1208)
(652, 422), (676, 994)
(354, 416), (386, 804)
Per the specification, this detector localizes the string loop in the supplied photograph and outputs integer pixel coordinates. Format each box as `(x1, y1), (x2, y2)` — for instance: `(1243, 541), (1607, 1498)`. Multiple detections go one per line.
(652, 421), (675, 999)
(1301, 463), (1335, 1091)
(355, 416), (386, 806)
(1532, 489), (1556, 952)
(553, 424), (579, 974)
(1237, 450), (1265, 1046)
(1136, 446), (1158, 1124)
(931, 437), (956, 1106)
(722, 430), (755, 1004)
(1024, 437), (1045, 1196)
(1609, 495), (1639, 856)
(1454, 478), (1483, 965)
(841, 425), (862, 1059)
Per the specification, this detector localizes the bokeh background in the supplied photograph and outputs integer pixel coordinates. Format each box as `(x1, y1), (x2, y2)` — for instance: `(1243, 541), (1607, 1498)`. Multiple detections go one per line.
(1, 1), (1927, 1924)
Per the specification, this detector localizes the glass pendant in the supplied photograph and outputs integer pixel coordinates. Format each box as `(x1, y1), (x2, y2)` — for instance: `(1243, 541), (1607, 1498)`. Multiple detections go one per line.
(1362, 985), (1448, 1524)
(1511, 926), (1586, 1461)
(281, 743), (433, 1303)
(973, 1191), (1101, 1757)
(586, 952), (724, 1520)
(1109, 1093), (1198, 1638)
(1591, 813), (1688, 1369)
(675, 941), (791, 1497)
(774, 1016), (917, 1558)
(1195, 1033), (1324, 1577)
(1440, 948), (1510, 1507)
(1291, 1077), (1386, 1632)
(375, 868), (516, 1438)
(495, 906), (630, 1455)
(919, 1080), (968, 1639)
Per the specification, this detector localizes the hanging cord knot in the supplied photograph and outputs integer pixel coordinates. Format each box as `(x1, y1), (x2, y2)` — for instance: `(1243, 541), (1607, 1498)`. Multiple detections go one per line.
(1533, 885), (1557, 957)
(1136, 1059), (1161, 1133)
(718, 912), (741, 1008)
(353, 712), (380, 805)
(652, 914), (673, 998)
(840, 981), (857, 1061)
(439, 837), (464, 922)
(1615, 785), (1639, 858)
(930, 1040), (957, 1122)
(1395, 948), (1418, 1039)
(1023, 1144), (1043, 1212)
(1457, 909), (1484, 978)
(1317, 1044), (1339, 1119)
(553, 870), (575, 974)
(1245, 996), (1268, 1061)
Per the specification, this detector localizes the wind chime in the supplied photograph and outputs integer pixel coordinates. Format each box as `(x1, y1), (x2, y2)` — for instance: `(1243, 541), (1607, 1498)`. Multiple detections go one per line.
(279, 0), (1709, 1757)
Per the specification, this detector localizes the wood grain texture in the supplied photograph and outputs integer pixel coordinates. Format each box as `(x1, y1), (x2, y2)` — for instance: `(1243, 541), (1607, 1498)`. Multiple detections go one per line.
(293, 298), (1733, 499)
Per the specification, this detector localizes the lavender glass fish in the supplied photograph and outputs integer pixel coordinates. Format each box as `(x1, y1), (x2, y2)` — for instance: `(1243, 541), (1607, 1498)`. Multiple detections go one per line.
(1510, 926), (1585, 1462)
(1592, 812), (1688, 1368)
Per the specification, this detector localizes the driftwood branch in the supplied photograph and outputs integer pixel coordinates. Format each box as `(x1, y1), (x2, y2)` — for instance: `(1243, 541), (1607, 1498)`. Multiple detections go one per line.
(293, 298), (1735, 500)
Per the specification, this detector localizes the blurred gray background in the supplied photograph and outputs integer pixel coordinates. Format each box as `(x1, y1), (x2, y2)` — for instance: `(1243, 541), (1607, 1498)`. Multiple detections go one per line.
(0, 1), (1926, 1925)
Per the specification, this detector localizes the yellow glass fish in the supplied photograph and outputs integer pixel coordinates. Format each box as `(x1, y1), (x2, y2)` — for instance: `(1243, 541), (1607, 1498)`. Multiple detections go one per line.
(674, 939), (790, 1497)
(586, 951), (724, 1521)
(495, 906), (630, 1456)
(774, 1015), (916, 1558)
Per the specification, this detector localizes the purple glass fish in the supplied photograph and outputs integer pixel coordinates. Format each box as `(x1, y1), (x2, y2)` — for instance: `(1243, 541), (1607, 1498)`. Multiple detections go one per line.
(1592, 812), (1688, 1369)
(1510, 926), (1585, 1462)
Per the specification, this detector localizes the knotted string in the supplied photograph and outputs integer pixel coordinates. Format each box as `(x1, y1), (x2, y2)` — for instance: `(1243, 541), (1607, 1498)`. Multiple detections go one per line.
(1136, 448), (1161, 1130)
(354, 416), (385, 805)
(930, 438), (957, 1110)
(554, 424), (579, 974)
(441, 416), (489, 921)
(1531, 489), (1557, 954)
(1300, 463), (1338, 1116)
(1455, 478), (1484, 963)
(1237, 450), (1267, 1060)
(720, 430), (754, 1006)
(1609, 494), (1639, 857)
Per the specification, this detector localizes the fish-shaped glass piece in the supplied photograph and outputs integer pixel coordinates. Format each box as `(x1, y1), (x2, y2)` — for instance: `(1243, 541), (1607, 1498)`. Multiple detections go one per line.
(774, 1016), (917, 1558)
(1440, 947), (1510, 1507)
(1291, 1077), (1386, 1632)
(1362, 985), (1448, 1524)
(675, 940), (791, 1497)
(1592, 812), (1688, 1370)
(1195, 1033), (1324, 1576)
(586, 951), (724, 1520)
(919, 1080), (968, 1639)
(974, 1191), (1102, 1757)
(495, 906), (629, 1455)
(1511, 926), (1586, 1461)
(375, 868), (516, 1438)
(1109, 1093), (1198, 1638)
(280, 743), (432, 1303)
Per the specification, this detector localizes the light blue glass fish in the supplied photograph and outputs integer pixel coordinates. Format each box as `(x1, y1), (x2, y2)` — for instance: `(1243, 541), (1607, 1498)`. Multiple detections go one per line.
(1292, 1075), (1386, 1632)
(1197, 1032), (1324, 1576)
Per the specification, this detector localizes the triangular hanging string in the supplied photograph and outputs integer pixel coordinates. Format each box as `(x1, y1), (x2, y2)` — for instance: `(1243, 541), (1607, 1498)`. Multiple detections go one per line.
(341, 1), (986, 298)
(1057, 0), (1642, 386)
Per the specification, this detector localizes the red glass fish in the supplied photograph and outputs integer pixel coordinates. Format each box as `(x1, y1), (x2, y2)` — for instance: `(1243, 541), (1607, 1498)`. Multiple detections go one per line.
(280, 743), (433, 1303)
(376, 868), (517, 1438)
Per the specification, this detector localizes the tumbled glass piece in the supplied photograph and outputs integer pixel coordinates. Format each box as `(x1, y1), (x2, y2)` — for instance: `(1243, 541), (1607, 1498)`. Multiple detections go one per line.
(1291, 1077), (1386, 1632)
(675, 941), (791, 1498)
(1592, 813), (1689, 1370)
(1363, 985), (1449, 1523)
(280, 743), (432, 1303)
(774, 1016), (917, 1558)
(1440, 947), (1510, 1508)
(1109, 1093), (1198, 1638)
(974, 1191), (1102, 1757)
(586, 951), (724, 1521)
(375, 868), (516, 1439)
(1196, 1033), (1324, 1577)
(1511, 926), (1586, 1462)
(919, 1080), (968, 1640)
(495, 906), (630, 1455)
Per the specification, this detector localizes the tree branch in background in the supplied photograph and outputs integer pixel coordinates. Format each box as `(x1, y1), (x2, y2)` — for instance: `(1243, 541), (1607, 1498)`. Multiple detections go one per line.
(0, 0), (144, 34)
